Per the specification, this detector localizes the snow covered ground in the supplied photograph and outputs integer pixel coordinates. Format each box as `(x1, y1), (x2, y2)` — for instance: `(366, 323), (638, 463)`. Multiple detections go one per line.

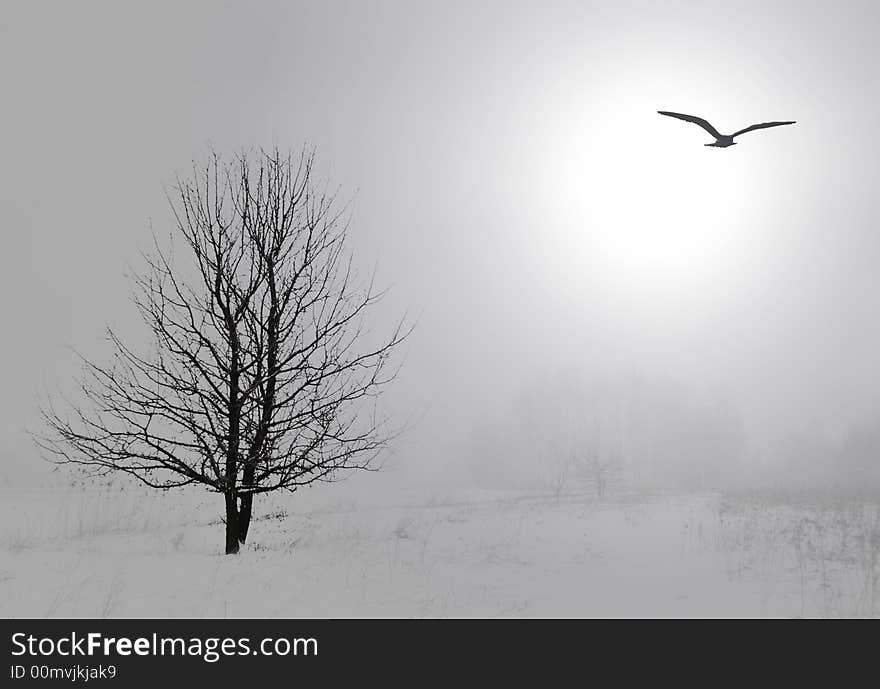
(1, 482), (877, 618)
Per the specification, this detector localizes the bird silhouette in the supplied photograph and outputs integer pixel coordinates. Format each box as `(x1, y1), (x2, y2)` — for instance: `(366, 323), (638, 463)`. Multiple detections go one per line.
(657, 111), (796, 147)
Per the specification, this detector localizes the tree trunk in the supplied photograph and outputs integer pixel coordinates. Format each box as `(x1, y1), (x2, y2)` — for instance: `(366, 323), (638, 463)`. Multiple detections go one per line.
(238, 493), (254, 546)
(225, 491), (240, 555)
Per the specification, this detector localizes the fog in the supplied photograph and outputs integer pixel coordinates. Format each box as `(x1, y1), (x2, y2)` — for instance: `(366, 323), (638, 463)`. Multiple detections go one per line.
(3, 0), (880, 496)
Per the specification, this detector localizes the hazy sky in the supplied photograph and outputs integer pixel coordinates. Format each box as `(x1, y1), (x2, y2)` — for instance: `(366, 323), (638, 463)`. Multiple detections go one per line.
(3, 0), (880, 484)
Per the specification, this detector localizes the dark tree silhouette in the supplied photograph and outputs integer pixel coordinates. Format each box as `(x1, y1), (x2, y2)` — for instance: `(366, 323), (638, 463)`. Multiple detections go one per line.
(37, 148), (408, 554)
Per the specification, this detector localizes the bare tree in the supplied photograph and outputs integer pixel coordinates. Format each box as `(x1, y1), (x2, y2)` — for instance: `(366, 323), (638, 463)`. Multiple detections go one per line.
(37, 148), (409, 554)
(548, 452), (572, 504)
(579, 446), (619, 499)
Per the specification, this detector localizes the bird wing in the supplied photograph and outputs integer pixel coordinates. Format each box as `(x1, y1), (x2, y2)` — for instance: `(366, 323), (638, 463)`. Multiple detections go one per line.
(731, 121), (796, 138)
(657, 111), (722, 139)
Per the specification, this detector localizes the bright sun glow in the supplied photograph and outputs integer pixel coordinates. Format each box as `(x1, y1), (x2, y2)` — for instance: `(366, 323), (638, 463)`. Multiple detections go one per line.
(587, 138), (745, 278)
(528, 93), (764, 302)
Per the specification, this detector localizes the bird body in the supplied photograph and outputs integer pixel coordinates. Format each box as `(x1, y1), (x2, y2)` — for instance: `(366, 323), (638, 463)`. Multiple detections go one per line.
(657, 110), (795, 147)
(705, 135), (736, 148)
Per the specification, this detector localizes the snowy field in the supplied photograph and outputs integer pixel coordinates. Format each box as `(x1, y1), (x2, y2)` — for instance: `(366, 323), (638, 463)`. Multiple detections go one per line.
(1, 482), (877, 618)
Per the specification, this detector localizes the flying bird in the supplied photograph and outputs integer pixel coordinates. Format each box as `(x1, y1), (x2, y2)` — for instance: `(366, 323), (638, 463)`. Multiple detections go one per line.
(657, 111), (796, 147)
